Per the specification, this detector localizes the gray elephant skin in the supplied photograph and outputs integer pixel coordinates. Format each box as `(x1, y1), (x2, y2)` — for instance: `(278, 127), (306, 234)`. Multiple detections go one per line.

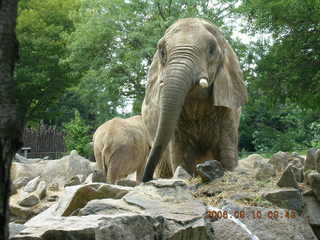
(141, 18), (248, 182)
(93, 115), (150, 183)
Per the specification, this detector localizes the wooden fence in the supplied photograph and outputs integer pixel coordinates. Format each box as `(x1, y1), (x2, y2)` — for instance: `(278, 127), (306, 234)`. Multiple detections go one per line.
(19, 125), (67, 159)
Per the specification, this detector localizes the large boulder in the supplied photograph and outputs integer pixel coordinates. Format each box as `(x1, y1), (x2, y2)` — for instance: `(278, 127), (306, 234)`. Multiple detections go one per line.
(304, 148), (320, 174)
(306, 171), (320, 201)
(196, 160), (224, 182)
(23, 176), (40, 193)
(277, 165), (299, 188)
(304, 195), (320, 239)
(54, 183), (133, 217)
(262, 188), (304, 213)
(173, 166), (192, 181)
(268, 151), (290, 172)
(211, 206), (317, 240)
(255, 163), (276, 181)
(11, 151), (96, 187)
(238, 154), (267, 169)
(12, 179), (215, 240)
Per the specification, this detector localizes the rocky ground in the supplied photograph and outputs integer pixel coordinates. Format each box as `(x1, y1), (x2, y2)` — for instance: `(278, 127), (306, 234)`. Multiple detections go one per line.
(8, 149), (320, 240)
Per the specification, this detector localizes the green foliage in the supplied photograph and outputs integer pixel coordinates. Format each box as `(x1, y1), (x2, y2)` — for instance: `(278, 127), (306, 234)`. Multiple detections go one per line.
(237, 0), (320, 110)
(63, 110), (91, 157)
(237, 0), (320, 152)
(16, 0), (81, 125)
(310, 121), (320, 148)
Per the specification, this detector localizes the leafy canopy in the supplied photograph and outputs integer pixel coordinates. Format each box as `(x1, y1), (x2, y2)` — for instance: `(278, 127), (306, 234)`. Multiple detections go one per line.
(16, 0), (81, 125)
(238, 0), (320, 109)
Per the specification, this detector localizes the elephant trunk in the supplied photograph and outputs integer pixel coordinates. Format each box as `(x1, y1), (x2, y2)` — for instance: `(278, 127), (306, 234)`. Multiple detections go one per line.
(143, 56), (194, 182)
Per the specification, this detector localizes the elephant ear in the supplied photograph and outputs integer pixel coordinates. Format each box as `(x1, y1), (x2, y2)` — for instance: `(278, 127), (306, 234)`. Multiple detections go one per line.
(144, 50), (161, 105)
(213, 42), (248, 109)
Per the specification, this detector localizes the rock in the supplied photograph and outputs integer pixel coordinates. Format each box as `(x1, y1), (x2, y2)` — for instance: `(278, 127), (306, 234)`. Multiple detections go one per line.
(218, 199), (243, 213)
(95, 215), (165, 240)
(10, 205), (36, 221)
(211, 206), (318, 240)
(255, 163), (276, 181)
(13, 214), (105, 240)
(23, 176), (40, 193)
(84, 173), (93, 184)
(173, 166), (192, 181)
(14, 153), (28, 163)
(64, 175), (82, 187)
(287, 153), (305, 169)
(253, 157), (269, 169)
(116, 179), (138, 187)
(18, 194), (40, 207)
(307, 171), (320, 201)
(239, 154), (266, 169)
(304, 148), (320, 173)
(13, 177), (30, 190)
(289, 164), (304, 183)
(268, 151), (290, 172)
(201, 188), (223, 197)
(211, 218), (257, 240)
(78, 198), (141, 216)
(304, 195), (320, 226)
(47, 183), (59, 191)
(54, 183), (132, 216)
(11, 153), (96, 188)
(277, 165), (299, 188)
(14, 154), (43, 164)
(229, 192), (256, 202)
(291, 152), (305, 161)
(49, 194), (60, 202)
(11, 183), (17, 196)
(262, 188), (303, 213)
(92, 170), (106, 183)
(34, 181), (47, 200)
(47, 195), (59, 202)
(12, 179), (215, 240)
(196, 160), (224, 182)
(9, 223), (27, 238)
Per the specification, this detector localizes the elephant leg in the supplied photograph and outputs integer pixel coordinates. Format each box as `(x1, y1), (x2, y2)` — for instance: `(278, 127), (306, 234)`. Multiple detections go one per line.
(106, 164), (114, 184)
(170, 139), (197, 176)
(106, 150), (122, 184)
(218, 110), (238, 170)
(94, 148), (103, 171)
(136, 164), (145, 183)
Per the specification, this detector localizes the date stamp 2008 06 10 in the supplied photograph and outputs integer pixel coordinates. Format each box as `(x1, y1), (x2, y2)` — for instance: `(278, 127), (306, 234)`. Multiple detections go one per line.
(207, 209), (298, 220)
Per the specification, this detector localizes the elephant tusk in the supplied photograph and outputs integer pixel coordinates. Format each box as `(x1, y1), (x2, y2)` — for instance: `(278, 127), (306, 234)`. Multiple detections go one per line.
(199, 78), (209, 88)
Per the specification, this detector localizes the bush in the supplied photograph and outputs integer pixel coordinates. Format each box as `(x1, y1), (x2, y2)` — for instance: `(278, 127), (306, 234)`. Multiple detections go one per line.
(64, 110), (91, 157)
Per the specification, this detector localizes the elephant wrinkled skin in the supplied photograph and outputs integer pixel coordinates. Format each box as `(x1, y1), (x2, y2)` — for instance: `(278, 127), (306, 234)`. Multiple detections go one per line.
(93, 115), (150, 184)
(141, 18), (248, 182)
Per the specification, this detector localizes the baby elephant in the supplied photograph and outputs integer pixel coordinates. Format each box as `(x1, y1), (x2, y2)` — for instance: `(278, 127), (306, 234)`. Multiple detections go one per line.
(93, 115), (150, 184)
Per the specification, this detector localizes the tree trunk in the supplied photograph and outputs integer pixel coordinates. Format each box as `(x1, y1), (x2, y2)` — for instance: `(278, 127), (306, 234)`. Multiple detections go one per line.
(0, 1), (22, 239)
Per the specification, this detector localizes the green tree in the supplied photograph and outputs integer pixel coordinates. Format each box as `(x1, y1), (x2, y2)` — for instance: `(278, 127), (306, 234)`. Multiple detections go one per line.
(16, 0), (81, 125)
(238, 0), (320, 110)
(64, 110), (91, 157)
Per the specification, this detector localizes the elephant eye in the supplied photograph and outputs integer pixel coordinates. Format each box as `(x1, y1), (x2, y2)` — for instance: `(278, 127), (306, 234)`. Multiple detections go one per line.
(209, 45), (215, 56)
(159, 46), (167, 64)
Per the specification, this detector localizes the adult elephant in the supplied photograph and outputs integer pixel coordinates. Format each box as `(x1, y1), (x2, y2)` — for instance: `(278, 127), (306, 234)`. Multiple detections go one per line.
(141, 18), (248, 182)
